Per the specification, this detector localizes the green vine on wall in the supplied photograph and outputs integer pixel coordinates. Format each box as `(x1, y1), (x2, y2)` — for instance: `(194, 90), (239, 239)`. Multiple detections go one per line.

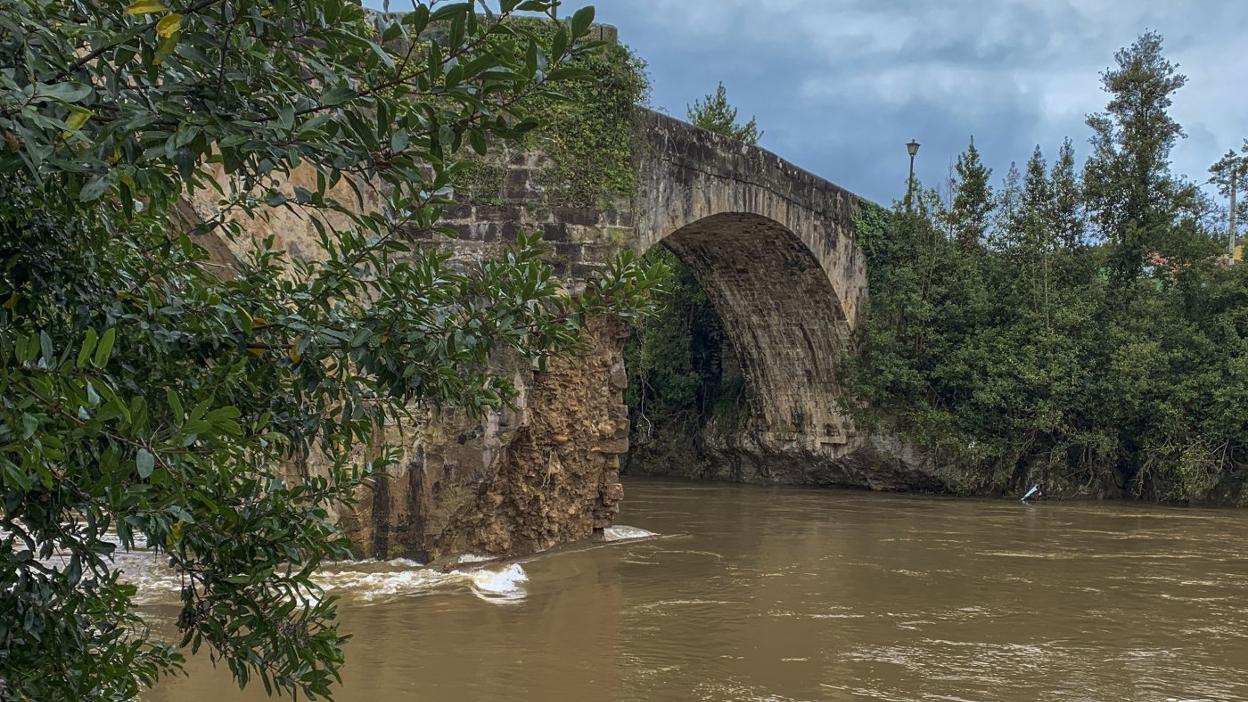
(453, 20), (649, 209)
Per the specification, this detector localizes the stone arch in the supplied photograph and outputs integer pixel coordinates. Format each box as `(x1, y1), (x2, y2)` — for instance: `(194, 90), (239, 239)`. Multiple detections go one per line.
(630, 110), (873, 478)
(651, 212), (853, 455)
(633, 110), (868, 330)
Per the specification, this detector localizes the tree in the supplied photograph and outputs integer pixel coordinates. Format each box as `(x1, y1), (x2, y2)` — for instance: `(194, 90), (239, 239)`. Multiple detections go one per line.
(1050, 138), (1084, 253)
(0, 2), (657, 700)
(992, 161), (1022, 249)
(1209, 145), (1248, 258)
(843, 33), (1248, 503)
(1014, 146), (1055, 317)
(947, 138), (993, 249)
(1083, 31), (1189, 289)
(687, 82), (761, 145)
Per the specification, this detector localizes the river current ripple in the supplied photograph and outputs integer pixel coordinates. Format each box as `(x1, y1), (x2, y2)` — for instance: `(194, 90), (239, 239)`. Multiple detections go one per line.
(146, 479), (1248, 701)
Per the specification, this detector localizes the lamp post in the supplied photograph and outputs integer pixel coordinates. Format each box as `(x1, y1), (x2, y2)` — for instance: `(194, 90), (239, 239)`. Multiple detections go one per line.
(905, 139), (920, 213)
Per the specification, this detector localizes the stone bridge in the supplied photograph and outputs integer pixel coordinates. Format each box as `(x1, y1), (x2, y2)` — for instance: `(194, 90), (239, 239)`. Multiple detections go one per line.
(435, 109), (882, 485)
(194, 106), (930, 562)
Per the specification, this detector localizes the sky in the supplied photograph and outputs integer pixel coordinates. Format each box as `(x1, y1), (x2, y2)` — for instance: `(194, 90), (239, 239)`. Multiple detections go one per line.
(370, 1), (1248, 206)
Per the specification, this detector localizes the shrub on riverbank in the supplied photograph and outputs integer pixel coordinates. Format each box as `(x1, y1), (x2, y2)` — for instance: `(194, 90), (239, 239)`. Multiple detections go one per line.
(842, 34), (1248, 503)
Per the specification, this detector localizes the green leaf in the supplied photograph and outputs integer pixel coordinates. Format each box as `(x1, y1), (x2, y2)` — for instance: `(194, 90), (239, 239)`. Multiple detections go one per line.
(402, 5), (430, 33)
(166, 388), (184, 419)
(278, 104), (294, 131)
(431, 2), (472, 21)
(571, 6), (595, 37)
(92, 328), (116, 368)
(381, 21), (403, 43)
(39, 330), (54, 362)
(37, 82), (92, 103)
(21, 414), (38, 440)
(551, 26), (569, 59)
(525, 39), (538, 78)
(126, 0), (167, 15)
(390, 129), (408, 154)
(77, 328), (98, 368)
(321, 86), (356, 106)
(469, 129), (486, 156)
(136, 448), (155, 479)
(79, 175), (110, 202)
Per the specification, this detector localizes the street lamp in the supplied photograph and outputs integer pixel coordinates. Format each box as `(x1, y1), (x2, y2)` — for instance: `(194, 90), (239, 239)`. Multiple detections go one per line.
(905, 139), (920, 212)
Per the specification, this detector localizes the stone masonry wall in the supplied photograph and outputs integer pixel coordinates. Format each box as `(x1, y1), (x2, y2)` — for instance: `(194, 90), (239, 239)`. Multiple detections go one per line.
(434, 146), (634, 286)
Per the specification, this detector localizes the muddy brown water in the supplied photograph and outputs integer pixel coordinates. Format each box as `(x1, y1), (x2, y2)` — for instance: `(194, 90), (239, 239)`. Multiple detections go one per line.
(145, 478), (1248, 701)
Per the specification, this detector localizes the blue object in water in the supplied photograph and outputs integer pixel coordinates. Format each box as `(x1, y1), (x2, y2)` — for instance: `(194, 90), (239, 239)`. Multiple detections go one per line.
(1021, 485), (1041, 503)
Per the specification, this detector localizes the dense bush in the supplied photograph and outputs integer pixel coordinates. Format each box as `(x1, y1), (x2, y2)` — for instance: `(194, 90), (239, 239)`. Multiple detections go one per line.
(842, 33), (1248, 502)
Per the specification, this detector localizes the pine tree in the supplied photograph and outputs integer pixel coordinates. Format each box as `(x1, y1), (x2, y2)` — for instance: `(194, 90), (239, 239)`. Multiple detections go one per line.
(1083, 31), (1188, 288)
(1020, 146), (1053, 238)
(1209, 146), (1248, 258)
(687, 82), (762, 145)
(992, 161), (1023, 250)
(1050, 138), (1084, 253)
(948, 138), (994, 249)
(1018, 146), (1054, 317)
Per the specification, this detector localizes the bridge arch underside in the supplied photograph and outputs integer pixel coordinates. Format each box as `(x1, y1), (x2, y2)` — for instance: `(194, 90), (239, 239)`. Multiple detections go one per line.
(655, 212), (861, 481)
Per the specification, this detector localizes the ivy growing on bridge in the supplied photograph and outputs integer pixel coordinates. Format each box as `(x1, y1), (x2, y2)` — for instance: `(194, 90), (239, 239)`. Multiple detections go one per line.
(454, 19), (648, 209)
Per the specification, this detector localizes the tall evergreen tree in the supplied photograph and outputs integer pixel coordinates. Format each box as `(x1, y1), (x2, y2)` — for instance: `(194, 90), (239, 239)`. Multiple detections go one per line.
(948, 139), (994, 249)
(1018, 147), (1053, 241)
(1050, 138), (1085, 253)
(687, 82), (762, 145)
(1209, 145), (1248, 257)
(1083, 31), (1188, 289)
(1017, 146), (1054, 316)
(992, 162), (1023, 250)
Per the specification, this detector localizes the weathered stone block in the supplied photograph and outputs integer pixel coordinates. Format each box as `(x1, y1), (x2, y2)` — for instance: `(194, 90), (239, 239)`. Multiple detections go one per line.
(541, 222), (570, 242)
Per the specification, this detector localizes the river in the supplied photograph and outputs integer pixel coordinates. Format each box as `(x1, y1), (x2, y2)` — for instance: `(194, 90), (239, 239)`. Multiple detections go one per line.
(145, 478), (1248, 701)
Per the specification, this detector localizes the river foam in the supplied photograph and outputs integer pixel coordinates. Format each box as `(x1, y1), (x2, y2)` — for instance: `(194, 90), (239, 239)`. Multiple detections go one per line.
(104, 545), (530, 606)
(602, 524), (658, 542)
(91, 525), (659, 608)
(468, 563), (528, 603)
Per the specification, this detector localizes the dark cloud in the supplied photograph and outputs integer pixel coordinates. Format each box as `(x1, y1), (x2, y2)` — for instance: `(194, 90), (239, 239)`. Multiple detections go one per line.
(367, 0), (1248, 204)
